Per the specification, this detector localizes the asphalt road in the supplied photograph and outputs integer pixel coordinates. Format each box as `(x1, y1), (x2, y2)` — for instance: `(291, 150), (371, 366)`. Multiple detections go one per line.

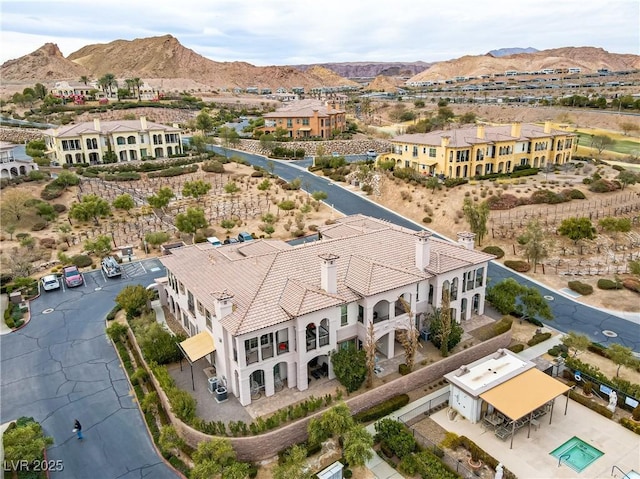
(214, 145), (640, 353)
(0, 258), (179, 479)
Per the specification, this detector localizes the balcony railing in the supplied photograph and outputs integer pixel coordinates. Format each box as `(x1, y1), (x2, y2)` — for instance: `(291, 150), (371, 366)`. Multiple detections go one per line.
(373, 312), (389, 324)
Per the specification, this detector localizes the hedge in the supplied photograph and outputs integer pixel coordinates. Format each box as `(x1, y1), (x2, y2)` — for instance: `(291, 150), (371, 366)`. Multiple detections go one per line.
(71, 254), (93, 268)
(504, 260), (531, 272)
(482, 246), (505, 258)
(568, 281), (593, 295)
(472, 316), (513, 341)
(527, 331), (552, 346)
(565, 357), (640, 399)
(508, 344), (525, 353)
(567, 389), (613, 419)
(597, 279), (622, 290)
(354, 394), (410, 423)
(620, 417), (640, 435)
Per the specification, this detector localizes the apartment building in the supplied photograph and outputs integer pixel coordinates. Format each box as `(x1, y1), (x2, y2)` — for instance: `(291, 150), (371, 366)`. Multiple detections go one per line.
(0, 142), (38, 179)
(43, 116), (183, 165)
(384, 122), (576, 178)
(157, 215), (494, 406)
(257, 99), (346, 139)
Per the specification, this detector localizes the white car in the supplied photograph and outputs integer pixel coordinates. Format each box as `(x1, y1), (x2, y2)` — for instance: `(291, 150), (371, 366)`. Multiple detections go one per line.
(41, 274), (61, 292)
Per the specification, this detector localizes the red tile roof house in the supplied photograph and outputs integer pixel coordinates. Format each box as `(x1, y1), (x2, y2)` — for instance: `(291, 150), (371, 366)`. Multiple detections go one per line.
(158, 215), (494, 406)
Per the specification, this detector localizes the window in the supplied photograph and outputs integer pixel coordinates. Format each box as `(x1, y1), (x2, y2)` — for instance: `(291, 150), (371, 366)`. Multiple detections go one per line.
(287, 119), (292, 128)
(341, 305), (348, 326)
(428, 285), (433, 304)
(475, 267), (484, 288)
(451, 278), (458, 301)
(412, 146), (418, 157)
(178, 282), (185, 294)
(358, 305), (364, 323)
(116, 137), (126, 145)
(197, 301), (204, 315)
(187, 291), (195, 314)
(466, 271), (475, 291)
(205, 310), (212, 330)
(302, 118), (309, 125)
(429, 148), (436, 157)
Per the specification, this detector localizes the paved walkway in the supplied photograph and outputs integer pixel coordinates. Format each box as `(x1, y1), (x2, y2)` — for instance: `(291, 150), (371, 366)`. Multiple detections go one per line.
(0, 294), (11, 335)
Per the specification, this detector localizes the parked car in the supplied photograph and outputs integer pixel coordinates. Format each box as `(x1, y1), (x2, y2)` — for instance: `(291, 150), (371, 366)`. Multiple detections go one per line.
(40, 274), (60, 292)
(62, 266), (83, 288)
(101, 256), (122, 278)
(237, 232), (253, 242)
(366, 150), (377, 158)
(207, 236), (223, 247)
(223, 237), (239, 245)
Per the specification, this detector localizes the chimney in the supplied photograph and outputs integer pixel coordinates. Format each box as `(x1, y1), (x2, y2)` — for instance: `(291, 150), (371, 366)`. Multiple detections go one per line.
(457, 232), (476, 250)
(476, 125), (485, 139)
(441, 135), (450, 147)
(93, 118), (101, 131)
(319, 253), (339, 294)
(212, 289), (234, 319)
(511, 122), (521, 138)
(140, 116), (148, 130)
(544, 121), (551, 134)
(415, 230), (432, 270)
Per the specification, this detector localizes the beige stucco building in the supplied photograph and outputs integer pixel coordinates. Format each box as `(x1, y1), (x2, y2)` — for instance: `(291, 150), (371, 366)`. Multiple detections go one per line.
(157, 215), (494, 406)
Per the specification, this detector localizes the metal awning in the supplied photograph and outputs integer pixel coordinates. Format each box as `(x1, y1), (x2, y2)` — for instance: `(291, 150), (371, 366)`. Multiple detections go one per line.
(298, 127), (312, 131)
(179, 331), (215, 363)
(480, 368), (569, 421)
(178, 332), (216, 391)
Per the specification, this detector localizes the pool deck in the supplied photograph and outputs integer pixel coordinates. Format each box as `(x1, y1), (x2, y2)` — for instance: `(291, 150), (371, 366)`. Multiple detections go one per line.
(430, 397), (639, 479)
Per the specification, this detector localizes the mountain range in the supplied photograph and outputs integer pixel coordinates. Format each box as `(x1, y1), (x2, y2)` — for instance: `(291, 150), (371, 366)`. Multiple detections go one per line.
(1, 35), (638, 92)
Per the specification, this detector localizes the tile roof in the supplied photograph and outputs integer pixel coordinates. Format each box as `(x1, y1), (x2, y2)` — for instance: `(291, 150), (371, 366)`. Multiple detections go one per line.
(43, 118), (181, 138)
(161, 216), (493, 336)
(393, 123), (575, 148)
(263, 99), (345, 118)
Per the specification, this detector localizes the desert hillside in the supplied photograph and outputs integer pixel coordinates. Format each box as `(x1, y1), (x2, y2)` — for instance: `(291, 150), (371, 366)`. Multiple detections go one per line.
(1, 35), (357, 91)
(295, 61), (431, 78)
(0, 43), (90, 81)
(409, 46), (640, 82)
(364, 75), (404, 92)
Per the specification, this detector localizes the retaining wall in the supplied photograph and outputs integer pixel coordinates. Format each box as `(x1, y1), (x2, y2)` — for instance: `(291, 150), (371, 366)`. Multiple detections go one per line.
(128, 327), (511, 461)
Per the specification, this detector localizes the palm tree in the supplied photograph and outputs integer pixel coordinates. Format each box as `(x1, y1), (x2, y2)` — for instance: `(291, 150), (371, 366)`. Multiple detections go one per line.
(133, 78), (142, 101)
(100, 73), (117, 97)
(79, 75), (89, 86)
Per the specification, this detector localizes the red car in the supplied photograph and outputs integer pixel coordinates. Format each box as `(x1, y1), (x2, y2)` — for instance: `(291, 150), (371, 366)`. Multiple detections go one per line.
(62, 266), (84, 288)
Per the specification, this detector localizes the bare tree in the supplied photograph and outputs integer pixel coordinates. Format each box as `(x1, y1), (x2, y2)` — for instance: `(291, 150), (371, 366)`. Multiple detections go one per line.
(397, 296), (420, 371)
(437, 291), (452, 357)
(364, 322), (376, 388)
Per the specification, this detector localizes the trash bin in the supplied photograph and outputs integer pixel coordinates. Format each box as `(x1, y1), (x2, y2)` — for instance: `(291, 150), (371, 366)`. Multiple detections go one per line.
(208, 377), (218, 394)
(216, 386), (228, 402)
(420, 328), (430, 342)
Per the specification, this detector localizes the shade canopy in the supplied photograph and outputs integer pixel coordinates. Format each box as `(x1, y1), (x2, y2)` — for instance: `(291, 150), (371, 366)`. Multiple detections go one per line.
(179, 332), (216, 364)
(480, 368), (570, 421)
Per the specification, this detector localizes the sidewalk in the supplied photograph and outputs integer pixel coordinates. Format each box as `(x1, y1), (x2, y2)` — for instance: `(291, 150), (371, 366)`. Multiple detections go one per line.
(0, 293), (12, 335)
(151, 299), (168, 329)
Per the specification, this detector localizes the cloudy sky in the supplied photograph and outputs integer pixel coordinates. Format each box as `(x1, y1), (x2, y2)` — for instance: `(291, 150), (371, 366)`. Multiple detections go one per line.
(1, 0), (638, 65)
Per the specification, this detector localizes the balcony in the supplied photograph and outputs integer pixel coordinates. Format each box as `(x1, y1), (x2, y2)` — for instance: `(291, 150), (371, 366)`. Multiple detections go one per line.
(373, 312), (389, 324)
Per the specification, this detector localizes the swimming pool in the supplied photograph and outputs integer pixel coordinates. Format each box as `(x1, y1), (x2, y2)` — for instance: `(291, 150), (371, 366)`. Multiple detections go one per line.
(550, 436), (604, 473)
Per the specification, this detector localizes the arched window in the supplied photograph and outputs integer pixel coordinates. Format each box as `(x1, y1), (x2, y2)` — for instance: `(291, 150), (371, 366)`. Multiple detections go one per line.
(319, 318), (329, 347)
(127, 135), (136, 144)
(451, 278), (458, 301)
(442, 280), (450, 300)
(116, 136), (126, 145)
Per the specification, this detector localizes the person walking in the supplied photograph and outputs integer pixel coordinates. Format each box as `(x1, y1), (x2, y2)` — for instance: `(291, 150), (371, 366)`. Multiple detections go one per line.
(73, 419), (83, 440)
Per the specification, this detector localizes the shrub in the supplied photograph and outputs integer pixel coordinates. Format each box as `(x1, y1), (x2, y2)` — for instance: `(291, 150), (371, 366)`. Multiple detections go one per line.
(201, 160), (225, 173)
(444, 178), (468, 188)
(622, 278), (640, 294)
(354, 394), (410, 423)
(597, 279), (622, 290)
(504, 260), (531, 272)
(106, 304), (122, 321)
(567, 390), (613, 419)
(39, 237), (56, 249)
(564, 189), (586, 199)
(71, 254), (93, 268)
(422, 216), (432, 224)
(509, 344), (525, 353)
(568, 281), (594, 295)
(487, 194), (519, 210)
(582, 381), (593, 395)
(53, 203), (67, 213)
(589, 179), (621, 193)
(398, 363), (410, 375)
(527, 332), (552, 346)
(31, 222), (48, 231)
(482, 246), (505, 258)
(632, 404), (640, 421)
(621, 417), (640, 434)
(472, 316), (513, 341)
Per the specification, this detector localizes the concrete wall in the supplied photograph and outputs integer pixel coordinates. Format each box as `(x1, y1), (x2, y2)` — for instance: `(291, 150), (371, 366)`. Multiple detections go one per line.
(0, 127), (44, 144)
(234, 138), (392, 158)
(127, 325), (511, 461)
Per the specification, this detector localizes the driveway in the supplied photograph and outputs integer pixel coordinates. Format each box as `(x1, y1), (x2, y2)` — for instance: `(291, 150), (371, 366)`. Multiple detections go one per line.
(0, 258), (179, 478)
(213, 145), (640, 353)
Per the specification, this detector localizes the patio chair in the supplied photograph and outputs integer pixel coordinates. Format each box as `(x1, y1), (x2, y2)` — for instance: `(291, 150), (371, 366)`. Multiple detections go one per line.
(250, 380), (261, 399)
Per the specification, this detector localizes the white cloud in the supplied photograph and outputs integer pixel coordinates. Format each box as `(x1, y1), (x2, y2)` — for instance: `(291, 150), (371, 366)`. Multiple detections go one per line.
(1, 0), (638, 65)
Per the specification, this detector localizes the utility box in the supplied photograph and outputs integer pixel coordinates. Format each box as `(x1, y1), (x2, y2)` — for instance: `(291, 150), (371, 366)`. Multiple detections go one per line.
(9, 291), (22, 304)
(208, 377), (218, 394)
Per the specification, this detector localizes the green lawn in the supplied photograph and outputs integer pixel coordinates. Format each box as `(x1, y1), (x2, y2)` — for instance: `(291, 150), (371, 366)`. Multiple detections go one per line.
(574, 131), (640, 155)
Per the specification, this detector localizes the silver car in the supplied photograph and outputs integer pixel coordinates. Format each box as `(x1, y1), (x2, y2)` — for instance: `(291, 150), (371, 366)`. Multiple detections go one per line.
(41, 274), (61, 292)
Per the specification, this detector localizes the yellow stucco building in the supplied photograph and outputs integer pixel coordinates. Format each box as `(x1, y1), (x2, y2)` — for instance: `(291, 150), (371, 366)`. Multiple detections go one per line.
(382, 122), (576, 178)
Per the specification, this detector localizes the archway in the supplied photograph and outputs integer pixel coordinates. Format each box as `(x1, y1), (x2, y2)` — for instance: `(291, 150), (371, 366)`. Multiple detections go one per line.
(273, 362), (287, 391)
(250, 370), (264, 398)
(373, 300), (390, 323)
